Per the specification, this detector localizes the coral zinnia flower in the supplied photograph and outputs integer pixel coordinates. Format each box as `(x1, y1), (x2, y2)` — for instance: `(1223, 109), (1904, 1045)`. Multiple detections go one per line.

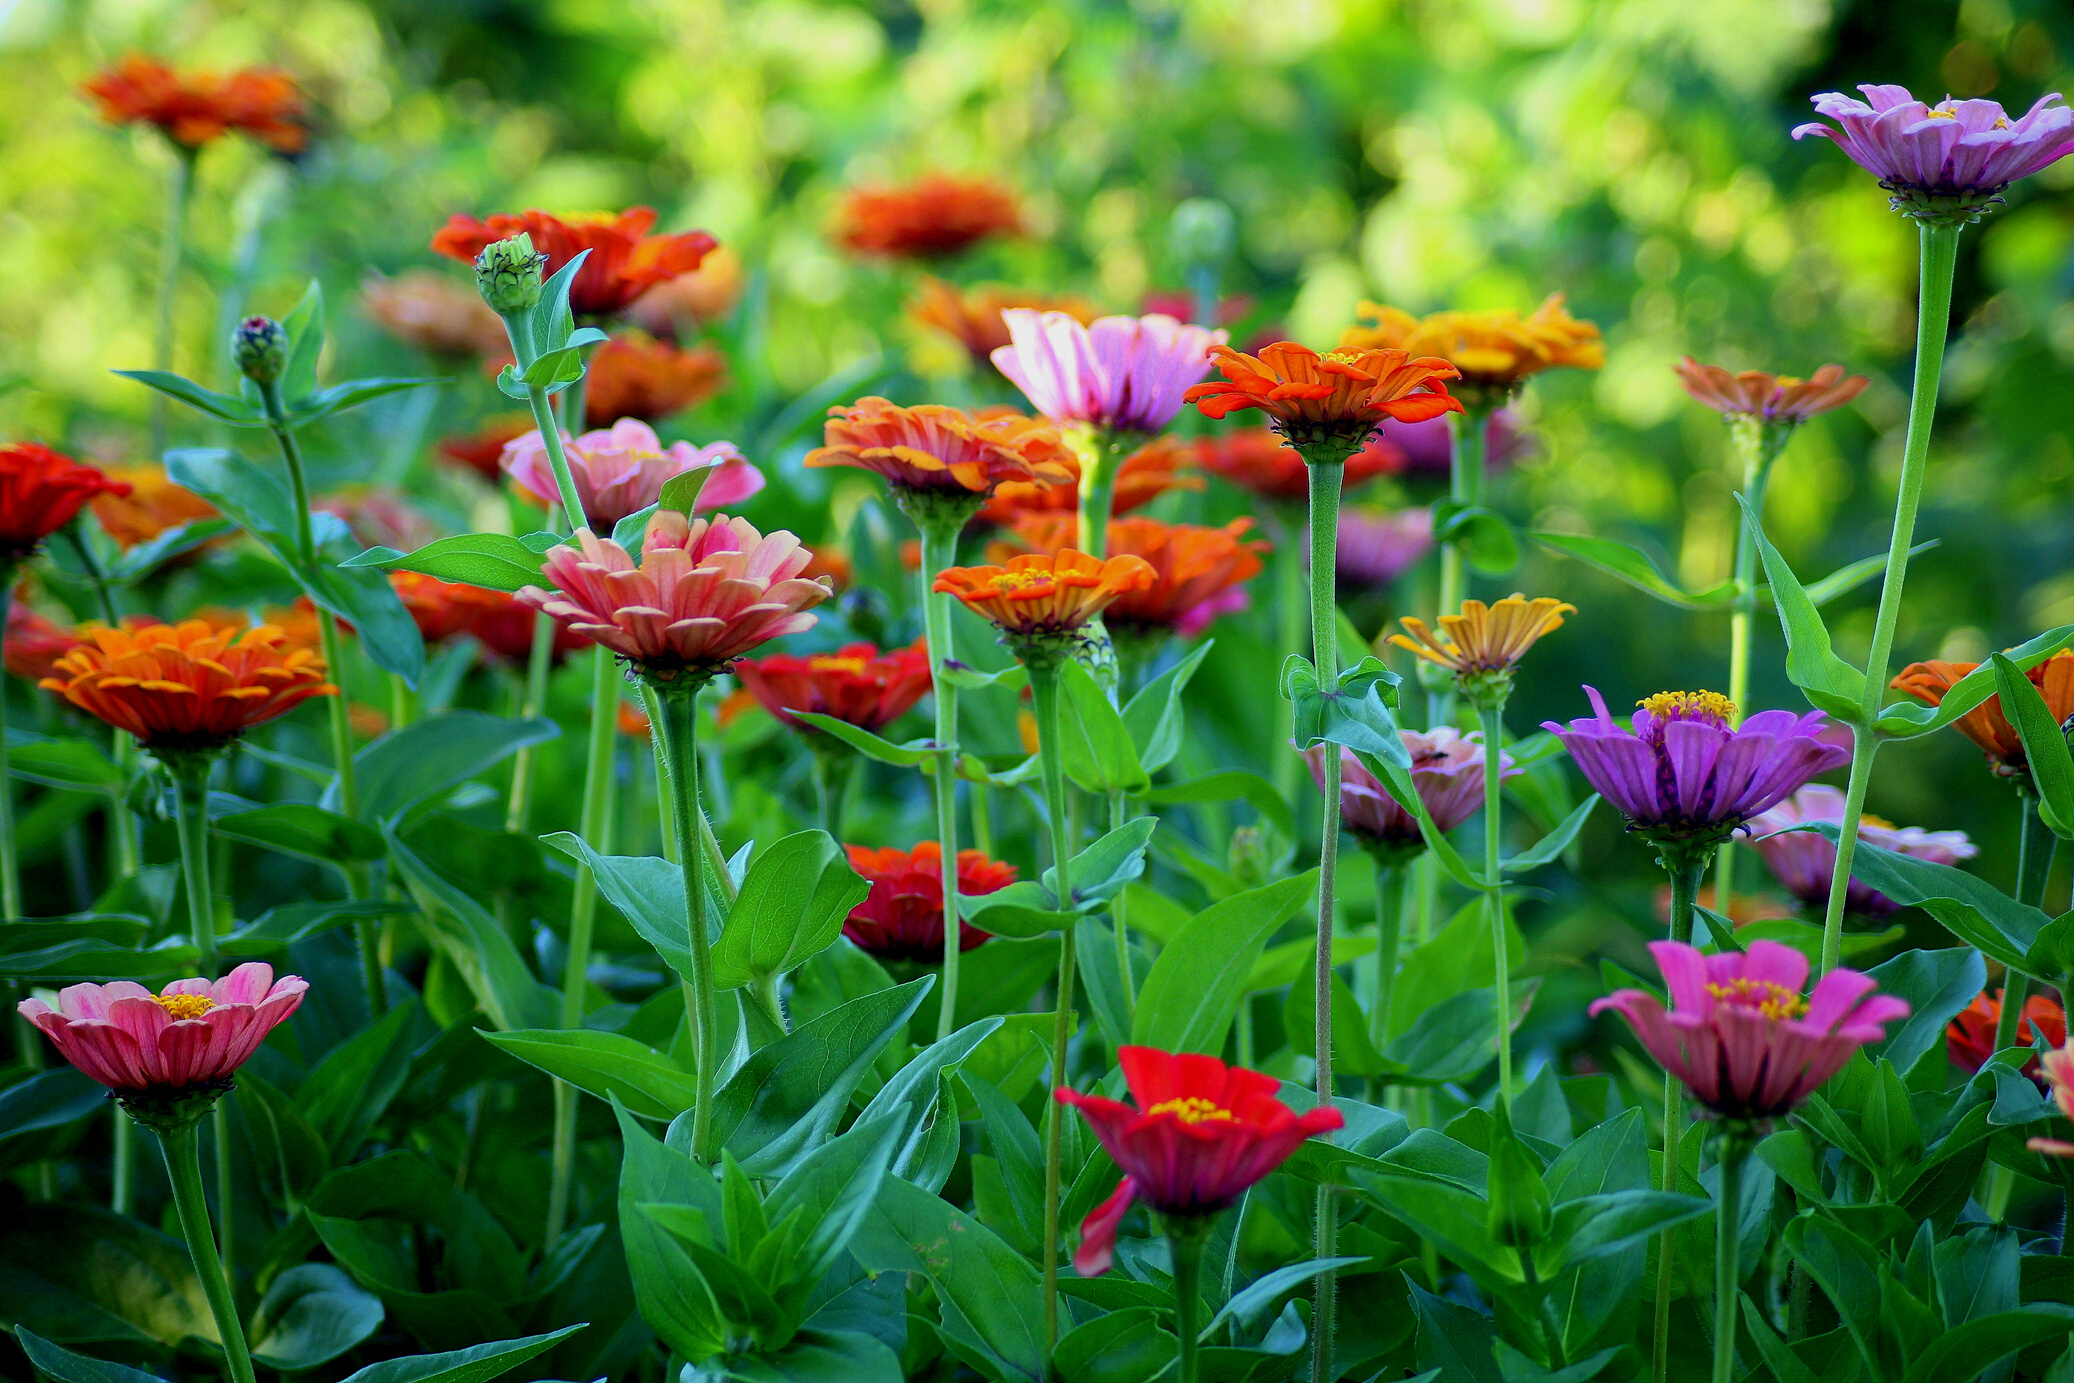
(1747, 784), (1975, 916)
(834, 173), (1022, 260)
(1185, 344), (1464, 454)
(1056, 1046), (1345, 1275)
(580, 332), (728, 427)
(502, 418), (762, 528)
(5, 594), (80, 683)
(628, 245), (746, 337)
(83, 55), (306, 154)
(360, 270), (507, 358)
(992, 311), (1227, 435)
(437, 416), (533, 483)
(1948, 989), (2065, 1086)
(1673, 359), (1868, 424)
(909, 278), (1099, 366)
(976, 435), (1199, 528)
(1192, 427), (1403, 501)
(389, 571), (512, 645)
(1592, 940), (1907, 1123)
(1543, 688), (1850, 853)
(1890, 652), (2074, 779)
(431, 208), (717, 318)
(1391, 594), (1573, 706)
(1302, 730), (1516, 862)
(1, 443), (131, 565)
(1341, 296), (1602, 404)
(841, 842), (1018, 963)
(41, 620), (335, 755)
(89, 464), (218, 551)
(934, 550), (1155, 645)
(1337, 507), (1434, 588)
(805, 397), (1073, 500)
(2029, 1043), (2074, 1157)
(734, 639), (933, 735)
(1005, 514), (1267, 636)
(464, 588), (592, 665)
(517, 512), (831, 686)
(1793, 86), (2074, 218)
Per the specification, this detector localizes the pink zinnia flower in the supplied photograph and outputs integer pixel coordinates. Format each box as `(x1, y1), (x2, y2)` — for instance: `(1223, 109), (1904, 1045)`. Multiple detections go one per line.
(992, 311), (1227, 435)
(1592, 940), (1907, 1122)
(2027, 1042), (2074, 1157)
(19, 963), (307, 1096)
(1748, 784), (1976, 917)
(517, 510), (832, 685)
(1793, 86), (2074, 212)
(1335, 507), (1434, 588)
(1302, 729), (1514, 861)
(501, 418), (763, 527)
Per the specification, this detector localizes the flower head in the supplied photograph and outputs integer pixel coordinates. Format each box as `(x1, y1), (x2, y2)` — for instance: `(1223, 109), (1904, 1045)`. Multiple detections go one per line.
(502, 418), (762, 527)
(41, 619), (336, 757)
(805, 397), (1072, 502)
(580, 333), (728, 427)
(1748, 784), (1976, 916)
(463, 587), (592, 665)
(1341, 296), (1602, 404)
(834, 173), (1022, 260)
(517, 511), (831, 688)
(735, 639), (933, 736)
(934, 550), (1155, 657)
(1891, 652), (2074, 779)
(1192, 427), (1403, 501)
(1390, 595), (1573, 708)
(1186, 343), (1464, 455)
(360, 270), (508, 358)
(1674, 359), (1868, 425)
(1002, 514), (1266, 637)
(1592, 940), (1907, 1122)
(841, 842), (1017, 962)
(1337, 507), (1434, 589)
(909, 278), (1100, 367)
(437, 416), (533, 483)
(1380, 410), (1525, 478)
(1793, 86), (2074, 220)
(89, 464), (218, 551)
(1543, 687), (1849, 853)
(313, 488), (442, 554)
(992, 311), (1228, 435)
(1057, 1046), (1345, 1273)
(1949, 989), (2065, 1086)
(432, 208), (717, 318)
(977, 434), (1200, 528)
(388, 571), (513, 646)
(1, 444), (131, 565)
(5, 594), (80, 683)
(628, 246), (746, 336)
(1303, 730), (1515, 862)
(83, 56), (306, 153)
(2031, 1043), (2074, 1157)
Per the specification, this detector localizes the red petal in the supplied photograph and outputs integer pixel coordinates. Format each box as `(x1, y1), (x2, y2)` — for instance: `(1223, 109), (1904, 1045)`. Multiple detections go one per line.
(1378, 393), (1465, 423)
(1074, 1177), (1137, 1276)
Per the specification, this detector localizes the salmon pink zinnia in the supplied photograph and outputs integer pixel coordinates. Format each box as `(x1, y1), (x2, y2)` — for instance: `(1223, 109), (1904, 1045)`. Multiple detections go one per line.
(501, 418), (762, 527)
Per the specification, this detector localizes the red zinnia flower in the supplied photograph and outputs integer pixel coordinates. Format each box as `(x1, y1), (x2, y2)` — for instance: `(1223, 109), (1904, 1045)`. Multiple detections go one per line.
(436, 416), (533, 483)
(734, 639), (932, 735)
(1, 444), (132, 564)
(1192, 427), (1402, 502)
(5, 593), (80, 683)
(975, 434), (1201, 528)
(465, 588), (593, 665)
(1948, 989), (2067, 1087)
(1184, 343), (1464, 452)
(82, 56), (306, 154)
(834, 173), (1022, 260)
(841, 842), (1018, 962)
(431, 208), (717, 318)
(581, 332), (728, 426)
(389, 571), (511, 645)
(1057, 1046), (1345, 1274)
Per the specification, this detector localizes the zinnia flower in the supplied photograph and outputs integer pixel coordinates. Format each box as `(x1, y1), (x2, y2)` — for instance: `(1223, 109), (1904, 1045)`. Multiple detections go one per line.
(41, 620), (336, 756)
(991, 311), (1227, 435)
(1390, 594), (1573, 707)
(389, 571), (512, 646)
(1003, 514), (1267, 637)
(1592, 940), (1907, 1122)
(1185, 343), (1464, 454)
(517, 511), (831, 687)
(432, 208), (717, 318)
(934, 550), (1155, 654)
(1890, 652), (2074, 780)
(89, 464), (219, 551)
(5, 594), (79, 683)
(437, 416), (533, 483)
(841, 842), (1017, 962)
(1949, 990), (2065, 1085)
(1336, 507), (1434, 588)
(1673, 359), (1869, 424)
(2029, 1043), (2074, 1157)
(1302, 730), (1514, 862)
(314, 488), (442, 554)
(465, 589), (592, 665)
(1056, 1046), (1345, 1274)
(628, 246), (745, 337)
(1192, 428), (1403, 501)
(1, 443), (131, 566)
(1341, 296), (1602, 404)
(502, 419), (762, 527)
(804, 397), (1072, 502)
(909, 279), (1100, 367)
(360, 270), (508, 357)
(580, 333), (728, 427)
(734, 639), (933, 735)
(82, 56), (306, 154)
(976, 435), (1199, 528)
(1793, 86), (2074, 219)
(834, 173), (1022, 260)
(1747, 784), (1976, 916)
(1543, 688), (1850, 855)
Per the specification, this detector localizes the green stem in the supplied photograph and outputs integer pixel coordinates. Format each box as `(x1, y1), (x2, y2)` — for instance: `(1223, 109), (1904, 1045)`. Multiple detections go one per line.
(1994, 795), (2055, 1053)
(505, 608), (560, 835)
(112, 1107), (135, 1214)
(1271, 503), (1306, 809)
(1819, 221), (1960, 974)
(524, 385), (591, 536)
(642, 684), (678, 864)
(1519, 1247), (1566, 1369)
(810, 744), (854, 840)
(1479, 703), (1511, 1107)
(1030, 660), (1078, 1376)
(173, 762), (217, 980)
(1074, 427), (1131, 558)
(215, 1100), (234, 1293)
(1718, 422), (1782, 917)
(654, 686), (718, 1162)
(1655, 857), (1703, 1383)
(1439, 404), (1490, 617)
(970, 777), (994, 858)
(1369, 862), (1403, 1058)
(150, 147), (196, 460)
(1714, 1141), (1748, 1383)
(1109, 790), (1134, 1025)
(161, 1122), (257, 1383)
(1169, 1221), (1206, 1383)
(916, 515), (966, 1044)
(0, 582), (20, 920)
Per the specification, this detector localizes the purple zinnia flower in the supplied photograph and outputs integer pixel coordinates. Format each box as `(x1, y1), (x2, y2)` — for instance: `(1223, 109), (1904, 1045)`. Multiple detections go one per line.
(1542, 687), (1850, 856)
(1376, 409), (1526, 478)
(992, 311), (1226, 435)
(1592, 939), (1908, 1122)
(1301, 729), (1516, 862)
(1748, 784), (1977, 917)
(1793, 85), (2074, 219)
(1335, 507), (1433, 588)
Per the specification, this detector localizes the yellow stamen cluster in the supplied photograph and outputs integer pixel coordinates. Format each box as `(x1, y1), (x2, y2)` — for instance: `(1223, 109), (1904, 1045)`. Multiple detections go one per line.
(1637, 690), (1736, 723)
(1705, 979), (1807, 1021)
(807, 655), (870, 675)
(1147, 1096), (1235, 1125)
(153, 993), (216, 1020)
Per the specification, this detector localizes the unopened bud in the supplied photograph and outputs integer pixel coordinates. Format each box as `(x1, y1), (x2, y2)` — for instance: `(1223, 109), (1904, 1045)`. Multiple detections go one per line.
(1169, 198), (1235, 269)
(475, 233), (546, 315)
(1228, 826), (1268, 891)
(232, 316), (289, 386)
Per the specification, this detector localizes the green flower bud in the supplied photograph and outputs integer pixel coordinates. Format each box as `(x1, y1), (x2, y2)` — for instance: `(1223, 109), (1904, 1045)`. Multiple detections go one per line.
(1168, 198), (1235, 269)
(1228, 826), (1268, 891)
(475, 233), (546, 315)
(231, 316), (289, 386)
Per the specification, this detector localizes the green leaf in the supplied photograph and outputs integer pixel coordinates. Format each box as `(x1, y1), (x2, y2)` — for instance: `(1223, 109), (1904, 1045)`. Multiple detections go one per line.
(214, 803), (387, 866)
(1053, 1309), (1178, 1383)
(298, 998), (421, 1158)
(335, 1325), (589, 1383)
(721, 1329), (904, 1383)
(614, 1104), (727, 1361)
(13, 1330), (166, 1383)
(1044, 816), (1157, 909)
(1283, 965), (1389, 1077)
(104, 518), (236, 583)
(1803, 542), (1937, 607)
(1739, 495), (1867, 720)
(658, 466), (714, 515)
(1500, 794), (1599, 874)
(1540, 1190), (1710, 1274)
(851, 1177), (1044, 1382)
(1408, 1274), (1505, 1382)
(1531, 531), (1735, 609)
(347, 712), (560, 823)
(111, 369), (263, 424)
(544, 833), (705, 987)
(1287, 654), (1407, 763)
(1120, 639), (1212, 773)
(1057, 657), (1147, 793)
(1349, 746), (1484, 890)
(385, 823), (555, 1031)
(1899, 1308), (2074, 1383)
(0, 1068), (102, 1165)
(288, 377), (440, 426)
(768, 1113), (906, 1286)
(1136, 770), (1294, 840)
(340, 533), (554, 593)
(1434, 502), (1520, 575)
(1808, 824), (2052, 978)
(789, 712), (936, 766)
(222, 900), (410, 955)
(7, 738), (123, 794)
(280, 279), (325, 403)
(715, 831), (869, 987)
(250, 1264), (385, 1372)
(855, 1019), (1001, 1187)
(1862, 947), (1986, 1071)
(482, 1029), (698, 1120)
(1134, 870), (1318, 1053)
(1992, 652), (2074, 836)
(0, 1203), (214, 1348)
(1876, 625), (2074, 738)
(1380, 986), (1512, 1086)
(1246, 932), (1375, 993)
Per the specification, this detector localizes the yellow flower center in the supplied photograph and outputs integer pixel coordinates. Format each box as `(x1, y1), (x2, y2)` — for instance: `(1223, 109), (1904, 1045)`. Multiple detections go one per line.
(1637, 689), (1736, 724)
(1861, 812), (1895, 829)
(1147, 1096), (1235, 1124)
(154, 994), (216, 1020)
(808, 656), (870, 674)
(1705, 978), (1808, 1021)
(1322, 348), (1367, 366)
(982, 570), (1052, 595)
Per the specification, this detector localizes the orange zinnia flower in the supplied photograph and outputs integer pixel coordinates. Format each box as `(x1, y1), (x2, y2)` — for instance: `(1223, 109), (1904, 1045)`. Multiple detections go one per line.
(1185, 343), (1463, 455)
(42, 619), (335, 754)
(1192, 427), (1403, 502)
(431, 208), (717, 318)
(2, 443), (131, 564)
(361, 270), (508, 358)
(934, 550), (1156, 645)
(805, 396), (1072, 500)
(581, 332), (728, 426)
(801, 545), (852, 593)
(976, 434), (1200, 527)
(834, 173), (1022, 260)
(89, 464), (219, 551)
(1891, 651), (2074, 779)
(1949, 989), (2067, 1085)
(1001, 514), (1267, 637)
(842, 842), (1019, 962)
(1342, 295), (1602, 403)
(1673, 359), (1869, 424)
(908, 277), (1100, 365)
(628, 245), (745, 337)
(735, 639), (933, 735)
(436, 416), (533, 483)
(82, 55), (306, 154)
(389, 572), (511, 645)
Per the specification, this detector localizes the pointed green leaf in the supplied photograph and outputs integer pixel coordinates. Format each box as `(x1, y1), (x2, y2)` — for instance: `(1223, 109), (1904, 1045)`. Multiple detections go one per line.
(789, 712), (936, 765)
(1739, 495), (1867, 720)
(1991, 652), (2074, 836)
(1134, 869), (1319, 1053)
(1876, 625), (2074, 738)
(1532, 530), (1735, 609)
(111, 370), (263, 424)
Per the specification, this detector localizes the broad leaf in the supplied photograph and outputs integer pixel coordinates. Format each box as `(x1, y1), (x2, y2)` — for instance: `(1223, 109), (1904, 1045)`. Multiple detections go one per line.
(346, 712), (560, 823)
(335, 1325), (588, 1383)
(1120, 639), (1212, 773)
(250, 1264), (385, 1372)
(1992, 652), (2074, 837)
(341, 533), (557, 593)
(1532, 530), (1735, 609)
(789, 712), (936, 766)
(483, 1029), (697, 1120)
(1057, 656), (1146, 793)
(1134, 870), (1318, 1053)
(1875, 624), (2074, 739)
(715, 831), (868, 987)
(1740, 495), (1866, 720)
(214, 803), (387, 866)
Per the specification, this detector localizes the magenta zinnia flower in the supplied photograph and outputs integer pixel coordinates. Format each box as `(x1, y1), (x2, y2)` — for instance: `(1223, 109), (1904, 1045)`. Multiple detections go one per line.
(517, 511), (832, 685)
(1793, 86), (2074, 216)
(20, 963), (307, 1098)
(502, 418), (764, 527)
(1302, 729), (1515, 862)
(1543, 688), (1849, 855)
(1748, 784), (1977, 917)
(992, 311), (1227, 435)
(1592, 940), (1907, 1121)
(1335, 507), (1434, 588)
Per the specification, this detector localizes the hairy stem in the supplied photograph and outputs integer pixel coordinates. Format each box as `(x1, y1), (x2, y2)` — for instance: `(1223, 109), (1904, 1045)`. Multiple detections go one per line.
(174, 763), (217, 980)
(1714, 1141), (1748, 1383)
(1655, 857), (1704, 1383)
(1031, 661), (1078, 1376)
(1718, 420), (1781, 915)
(1170, 1221), (1206, 1383)
(655, 687), (718, 1162)
(1369, 862), (1403, 1056)
(1479, 702), (1511, 1107)
(916, 514), (966, 1043)
(162, 1121), (257, 1383)
(1304, 453), (1345, 1383)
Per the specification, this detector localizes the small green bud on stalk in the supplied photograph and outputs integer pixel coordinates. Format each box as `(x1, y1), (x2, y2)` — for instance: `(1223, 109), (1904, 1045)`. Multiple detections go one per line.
(476, 233), (546, 315)
(231, 316), (288, 386)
